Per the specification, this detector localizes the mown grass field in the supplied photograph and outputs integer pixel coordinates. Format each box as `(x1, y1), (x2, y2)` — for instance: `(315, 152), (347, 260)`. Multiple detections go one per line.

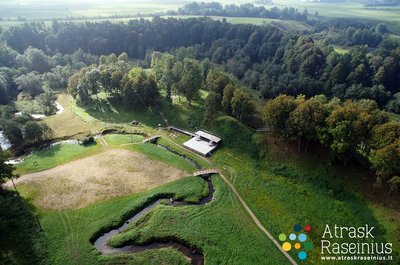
(71, 93), (162, 134)
(44, 94), (92, 139)
(15, 147), (191, 210)
(15, 142), (101, 174)
(121, 142), (197, 173)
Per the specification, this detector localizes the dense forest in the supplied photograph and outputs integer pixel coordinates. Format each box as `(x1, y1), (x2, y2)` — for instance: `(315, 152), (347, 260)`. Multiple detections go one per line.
(0, 42), (98, 153)
(0, 15), (399, 178)
(1, 17), (399, 115)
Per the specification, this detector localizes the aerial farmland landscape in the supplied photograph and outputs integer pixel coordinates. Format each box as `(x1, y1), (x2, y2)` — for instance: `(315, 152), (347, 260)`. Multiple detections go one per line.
(0, 0), (399, 265)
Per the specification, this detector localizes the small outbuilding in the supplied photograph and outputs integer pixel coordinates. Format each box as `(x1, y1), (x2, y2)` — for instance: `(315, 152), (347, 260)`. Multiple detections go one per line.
(183, 130), (221, 157)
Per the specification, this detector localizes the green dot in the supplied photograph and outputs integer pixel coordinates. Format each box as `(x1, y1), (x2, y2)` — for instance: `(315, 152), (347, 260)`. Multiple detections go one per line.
(304, 241), (313, 250)
(279, 233), (287, 241)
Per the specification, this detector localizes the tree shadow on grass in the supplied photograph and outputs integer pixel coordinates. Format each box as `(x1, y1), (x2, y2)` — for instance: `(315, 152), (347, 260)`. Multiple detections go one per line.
(268, 162), (392, 251)
(0, 191), (47, 265)
(81, 98), (163, 127)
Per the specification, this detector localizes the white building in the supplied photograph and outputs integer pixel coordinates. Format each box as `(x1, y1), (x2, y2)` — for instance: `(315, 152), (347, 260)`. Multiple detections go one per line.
(183, 130), (221, 156)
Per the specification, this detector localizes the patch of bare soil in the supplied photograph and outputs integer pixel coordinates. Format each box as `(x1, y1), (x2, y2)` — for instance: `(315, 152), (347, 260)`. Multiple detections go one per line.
(12, 149), (188, 210)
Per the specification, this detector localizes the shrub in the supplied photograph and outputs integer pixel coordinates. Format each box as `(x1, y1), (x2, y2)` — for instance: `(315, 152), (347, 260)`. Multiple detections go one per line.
(80, 136), (95, 146)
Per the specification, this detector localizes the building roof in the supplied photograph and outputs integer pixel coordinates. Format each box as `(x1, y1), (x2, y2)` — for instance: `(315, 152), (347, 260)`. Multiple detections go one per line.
(183, 137), (218, 156)
(195, 130), (221, 143)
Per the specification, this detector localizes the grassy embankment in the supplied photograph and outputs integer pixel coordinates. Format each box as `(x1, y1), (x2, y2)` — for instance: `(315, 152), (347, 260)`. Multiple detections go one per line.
(207, 117), (400, 264)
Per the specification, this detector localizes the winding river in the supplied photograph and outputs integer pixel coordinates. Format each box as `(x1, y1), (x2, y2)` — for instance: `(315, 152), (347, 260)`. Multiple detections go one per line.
(92, 144), (214, 265)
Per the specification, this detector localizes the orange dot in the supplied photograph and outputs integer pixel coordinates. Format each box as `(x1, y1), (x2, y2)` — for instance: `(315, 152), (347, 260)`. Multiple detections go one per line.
(282, 242), (292, 251)
(295, 243), (301, 249)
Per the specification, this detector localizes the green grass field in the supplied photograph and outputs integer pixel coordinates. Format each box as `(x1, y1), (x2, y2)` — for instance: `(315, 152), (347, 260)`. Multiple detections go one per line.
(332, 45), (351, 54)
(0, 0), (184, 19)
(71, 93), (162, 133)
(39, 177), (209, 265)
(121, 142), (197, 173)
(274, 0), (400, 33)
(16, 142), (101, 174)
(109, 176), (289, 265)
(35, 172), (288, 265)
(209, 132), (400, 264)
(103, 134), (144, 146)
(44, 94), (92, 140)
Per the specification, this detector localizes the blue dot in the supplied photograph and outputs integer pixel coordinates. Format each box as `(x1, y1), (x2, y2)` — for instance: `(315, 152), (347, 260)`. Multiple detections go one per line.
(294, 224), (302, 232)
(298, 233), (307, 242)
(289, 233), (296, 240)
(298, 251), (307, 260)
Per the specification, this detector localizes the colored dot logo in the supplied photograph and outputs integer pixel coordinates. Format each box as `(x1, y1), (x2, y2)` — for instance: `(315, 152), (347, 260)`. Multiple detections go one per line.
(282, 242), (292, 251)
(279, 233), (286, 241)
(278, 224), (313, 261)
(298, 234), (307, 242)
(298, 251), (307, 261)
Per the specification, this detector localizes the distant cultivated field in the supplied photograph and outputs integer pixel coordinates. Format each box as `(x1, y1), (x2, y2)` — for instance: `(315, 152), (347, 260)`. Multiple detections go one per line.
(0, 0), (185, 19)
(0, 15), (312, 32)
(274, 0), (400, 32)
(2, 0), (399, 32)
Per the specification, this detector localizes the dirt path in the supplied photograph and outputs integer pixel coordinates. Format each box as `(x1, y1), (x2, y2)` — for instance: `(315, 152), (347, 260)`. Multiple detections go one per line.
(91, 125), (108, 147)
(158, 109), (169, 126)
(218, 172), (298, 265)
